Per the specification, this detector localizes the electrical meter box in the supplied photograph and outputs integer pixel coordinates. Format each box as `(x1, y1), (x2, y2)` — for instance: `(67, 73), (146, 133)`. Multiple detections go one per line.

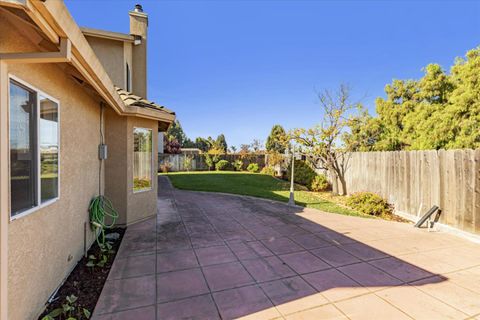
(98, 144), (108, 160)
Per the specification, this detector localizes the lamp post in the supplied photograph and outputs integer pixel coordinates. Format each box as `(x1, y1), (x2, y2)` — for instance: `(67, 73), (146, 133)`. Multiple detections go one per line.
(288, 145), (296, 206)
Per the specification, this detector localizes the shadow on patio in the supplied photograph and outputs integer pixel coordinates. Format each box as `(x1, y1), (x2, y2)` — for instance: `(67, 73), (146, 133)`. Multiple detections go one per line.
(92, 176), (480, 320)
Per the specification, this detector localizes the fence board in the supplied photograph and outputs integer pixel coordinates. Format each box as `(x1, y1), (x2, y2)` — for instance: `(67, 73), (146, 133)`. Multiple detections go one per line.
(345, 149), (479, 235)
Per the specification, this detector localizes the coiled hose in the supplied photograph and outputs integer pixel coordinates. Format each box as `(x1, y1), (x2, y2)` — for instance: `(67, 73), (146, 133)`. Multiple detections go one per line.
(89, 195), (118, 246)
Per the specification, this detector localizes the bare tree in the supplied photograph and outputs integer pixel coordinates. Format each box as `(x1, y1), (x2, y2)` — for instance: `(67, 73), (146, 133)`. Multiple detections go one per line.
(239, 144), (251, 154)
(291, 84), (358, 195)
(251, 139), (263, 153)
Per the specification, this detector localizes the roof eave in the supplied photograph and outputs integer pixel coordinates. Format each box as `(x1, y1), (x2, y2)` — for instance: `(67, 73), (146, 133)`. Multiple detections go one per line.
(80, 27), (134, 43)
(14, 0), (174, 123)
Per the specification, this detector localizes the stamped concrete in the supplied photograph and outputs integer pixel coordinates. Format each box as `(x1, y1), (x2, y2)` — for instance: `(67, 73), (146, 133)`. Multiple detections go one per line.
(93, 176), (480, 319)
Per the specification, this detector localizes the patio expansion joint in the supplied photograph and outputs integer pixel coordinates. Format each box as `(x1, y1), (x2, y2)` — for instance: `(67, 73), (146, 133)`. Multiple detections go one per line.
(404, 279), (479, 318)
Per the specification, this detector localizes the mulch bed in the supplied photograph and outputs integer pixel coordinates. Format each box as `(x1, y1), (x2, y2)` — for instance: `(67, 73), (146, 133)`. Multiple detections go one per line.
(38, 228), (125, 320)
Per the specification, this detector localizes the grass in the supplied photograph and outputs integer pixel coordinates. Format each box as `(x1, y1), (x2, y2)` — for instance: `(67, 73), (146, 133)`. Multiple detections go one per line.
(161, 171), (369, 218)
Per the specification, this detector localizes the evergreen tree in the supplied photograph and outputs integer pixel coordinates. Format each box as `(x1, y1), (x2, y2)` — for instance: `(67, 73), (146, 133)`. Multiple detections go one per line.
(345, 46), (480, 151)
(216, 134), (228, 153)
(166, 120), (187, 147)
(265, 125), (288, 153)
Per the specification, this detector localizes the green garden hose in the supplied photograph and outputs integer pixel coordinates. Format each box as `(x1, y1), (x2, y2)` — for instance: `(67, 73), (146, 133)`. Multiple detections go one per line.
(89, 195), (118, 246)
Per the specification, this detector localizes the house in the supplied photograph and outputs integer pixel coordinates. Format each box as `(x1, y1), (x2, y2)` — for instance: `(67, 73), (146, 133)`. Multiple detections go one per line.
(0, 1), (175, 319)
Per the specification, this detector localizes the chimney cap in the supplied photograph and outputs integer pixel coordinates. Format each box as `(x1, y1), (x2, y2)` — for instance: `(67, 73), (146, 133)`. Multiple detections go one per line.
(134, 4), (143, 12)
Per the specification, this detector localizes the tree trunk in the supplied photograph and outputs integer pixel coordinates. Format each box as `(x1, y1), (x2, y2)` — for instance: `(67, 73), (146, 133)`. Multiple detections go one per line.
(328, 168), (339, 195)
(338, 173), (347, 196)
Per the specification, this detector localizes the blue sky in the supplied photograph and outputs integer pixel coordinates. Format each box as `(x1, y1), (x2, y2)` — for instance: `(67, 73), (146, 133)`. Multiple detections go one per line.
(65, 0), (480, 149)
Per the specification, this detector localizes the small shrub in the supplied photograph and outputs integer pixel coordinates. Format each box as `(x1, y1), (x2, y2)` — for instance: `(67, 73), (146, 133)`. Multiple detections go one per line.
(260, 166), (275, 176)
(310, 174), (330, 192)
(346, 192), (393, 216)
(287, 160), (317, 187)
(215, 160), (230, 171)
(41, 294), (91, 320)
(247, 163), (259, 173)
(159, 161), (171, 173)
(204, 153), (220, 170)
(183, 155), (193, 171)
(232, 159), (243, 171)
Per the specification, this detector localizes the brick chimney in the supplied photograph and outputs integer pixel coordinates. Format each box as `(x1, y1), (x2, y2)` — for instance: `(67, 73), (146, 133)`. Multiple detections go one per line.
(129, 4), (148, 98)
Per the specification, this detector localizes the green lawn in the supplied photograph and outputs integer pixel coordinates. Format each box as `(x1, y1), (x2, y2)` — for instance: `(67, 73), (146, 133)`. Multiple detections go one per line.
(162, 171), (369, 218)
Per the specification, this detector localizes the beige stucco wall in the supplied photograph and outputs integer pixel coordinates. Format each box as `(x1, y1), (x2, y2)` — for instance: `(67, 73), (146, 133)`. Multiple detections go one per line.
(130, 11), (148, 98)
(126, 117), (158, 224)
(104, 108), (128, 225)
(104, 111), (158, 226)
(84, 35), (125, 89)
(1, 17), (100, 320)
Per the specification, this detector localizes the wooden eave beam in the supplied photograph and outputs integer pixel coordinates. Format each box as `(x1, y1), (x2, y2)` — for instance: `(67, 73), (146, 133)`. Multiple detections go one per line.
(24, 0), (59, 44)
(0, 37), (71, 63)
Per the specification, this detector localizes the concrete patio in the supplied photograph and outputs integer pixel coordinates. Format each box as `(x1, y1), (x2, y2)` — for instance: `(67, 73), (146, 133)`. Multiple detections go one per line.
(93, 177), (480, 320)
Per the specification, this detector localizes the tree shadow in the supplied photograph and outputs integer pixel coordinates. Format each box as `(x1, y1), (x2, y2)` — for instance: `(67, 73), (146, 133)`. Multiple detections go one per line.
(151, 176), (452, 319)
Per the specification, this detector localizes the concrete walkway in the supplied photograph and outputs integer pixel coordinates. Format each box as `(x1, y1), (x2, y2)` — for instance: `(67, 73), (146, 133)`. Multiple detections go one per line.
(93, 176), (480, 320)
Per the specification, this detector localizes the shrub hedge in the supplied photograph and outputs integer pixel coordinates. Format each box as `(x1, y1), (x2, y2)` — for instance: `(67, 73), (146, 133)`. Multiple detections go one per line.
(310, 175), (330, 192)
(215, 160), (230, 171)
(346, 192), (393, 216)
(287, 160), (317, 188)
(260, 166), (276, 176)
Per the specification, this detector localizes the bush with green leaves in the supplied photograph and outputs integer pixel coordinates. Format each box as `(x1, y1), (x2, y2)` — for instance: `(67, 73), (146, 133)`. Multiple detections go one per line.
(204, 153), (220, 170)
(247, 163), (259, 173)
(310, 174), (330, 192)
(232, 159), (243, 171)
(86, 241), (115, 270)
(215, 159), (230, 171)
(183, 155), (193, 171)
(260, 166), (275, 176)
(42, 295), (90, 320)
(346, 192), (393, 216)
(287, 160), (317, 187)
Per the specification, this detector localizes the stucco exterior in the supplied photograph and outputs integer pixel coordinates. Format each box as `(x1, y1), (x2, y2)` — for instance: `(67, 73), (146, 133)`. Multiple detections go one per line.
(1, 15), (100, 320)
(0, 2), (174, 319)
(130, 10), (148, 98)
(104, 108), (128, 225)
(126, 116), (158, 224)
(84, 36), (126, 89)
(104, 110), (158, 226)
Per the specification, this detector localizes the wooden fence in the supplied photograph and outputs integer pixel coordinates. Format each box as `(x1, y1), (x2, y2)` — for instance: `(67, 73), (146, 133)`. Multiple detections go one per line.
(344, 150), (480, 235)
(134, 151), (152, 180)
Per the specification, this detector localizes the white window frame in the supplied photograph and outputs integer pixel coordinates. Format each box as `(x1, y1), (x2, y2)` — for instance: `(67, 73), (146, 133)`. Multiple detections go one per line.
(8, 75), (61, 221)
(133, 126), (153, 193)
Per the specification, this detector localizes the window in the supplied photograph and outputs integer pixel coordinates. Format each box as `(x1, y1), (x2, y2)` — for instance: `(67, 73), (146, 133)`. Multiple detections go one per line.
(9, 79), (59, 218)
(126, 63), (131, 92)
(133, 127), (152, 192)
